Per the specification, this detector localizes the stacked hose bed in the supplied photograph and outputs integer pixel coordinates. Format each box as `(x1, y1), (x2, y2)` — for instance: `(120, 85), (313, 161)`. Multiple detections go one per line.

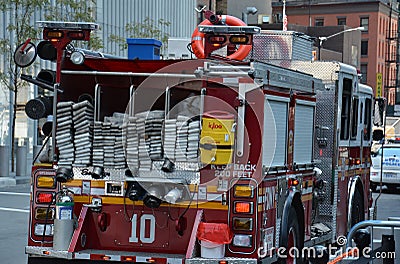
(56, 100), (94, 167)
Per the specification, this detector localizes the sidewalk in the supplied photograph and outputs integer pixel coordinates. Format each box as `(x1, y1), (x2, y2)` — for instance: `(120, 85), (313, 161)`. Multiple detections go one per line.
(0, 151), (34, 187)
(0, 172), (30, 187)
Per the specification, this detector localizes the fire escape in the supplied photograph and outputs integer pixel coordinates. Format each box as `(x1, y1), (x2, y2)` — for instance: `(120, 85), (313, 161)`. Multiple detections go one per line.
(384, 1), (400, 115)
(385, 28), (397, 97)
(385, 3), (399, 116)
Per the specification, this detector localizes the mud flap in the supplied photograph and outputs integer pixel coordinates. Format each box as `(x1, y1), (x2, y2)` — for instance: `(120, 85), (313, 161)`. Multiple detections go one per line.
(280, 190), (304, 252)
(185, 210), (203, 259)
(68, 206), (89, 253)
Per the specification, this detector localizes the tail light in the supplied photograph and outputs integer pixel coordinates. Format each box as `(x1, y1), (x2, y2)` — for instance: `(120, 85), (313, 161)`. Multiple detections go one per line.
(35, 207), (55, 220)
(36, 175), (56, 188)
(350, 158), (361, 166)
(36, 192), (54, 204)
(233, 185), (254, 198)
(234, 201), (252, 214)
(233, 217), (253, 231)
(232, 234), (252, 247)
(34, 223), (53, 236)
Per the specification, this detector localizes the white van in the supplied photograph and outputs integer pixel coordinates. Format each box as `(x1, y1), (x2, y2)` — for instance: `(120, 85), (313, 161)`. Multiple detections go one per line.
(371, 143), (400, 191)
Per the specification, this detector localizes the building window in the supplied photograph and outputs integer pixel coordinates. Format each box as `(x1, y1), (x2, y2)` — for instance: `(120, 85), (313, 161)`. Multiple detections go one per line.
(337, 17), (346, 25)
(361, 40), (368, 56)
(315, 18), (324, 27)
(360, 64), (367, 83)
(360, 17), (369, 32)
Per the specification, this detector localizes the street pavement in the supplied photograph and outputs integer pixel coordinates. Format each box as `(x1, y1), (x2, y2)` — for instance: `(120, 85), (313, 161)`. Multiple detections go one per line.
(0, 183), (30, 264)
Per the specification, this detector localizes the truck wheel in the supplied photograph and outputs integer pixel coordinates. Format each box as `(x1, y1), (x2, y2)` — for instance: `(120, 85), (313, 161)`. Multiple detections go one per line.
(350, 189), (364, 227)
(280, 206), (303, 264)
(387, 184), (398, 193)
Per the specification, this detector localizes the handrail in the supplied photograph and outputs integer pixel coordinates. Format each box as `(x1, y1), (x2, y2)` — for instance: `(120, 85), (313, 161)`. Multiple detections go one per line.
(346, 220), (400, 248)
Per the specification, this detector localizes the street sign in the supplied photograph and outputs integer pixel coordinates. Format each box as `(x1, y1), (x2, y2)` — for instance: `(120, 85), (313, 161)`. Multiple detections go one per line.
(376, 72), (383, 98)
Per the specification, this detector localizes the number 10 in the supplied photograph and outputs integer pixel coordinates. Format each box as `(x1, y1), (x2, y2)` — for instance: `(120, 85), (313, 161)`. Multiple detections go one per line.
(129, 214), (156, 244)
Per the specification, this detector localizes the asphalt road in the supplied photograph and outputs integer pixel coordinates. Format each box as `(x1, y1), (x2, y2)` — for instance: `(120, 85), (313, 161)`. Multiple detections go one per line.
(0, 183), (398, 264)
(0, 183), (30, 264)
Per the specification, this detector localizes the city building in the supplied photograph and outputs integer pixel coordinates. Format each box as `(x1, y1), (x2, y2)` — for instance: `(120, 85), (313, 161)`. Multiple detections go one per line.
(271, 0), (400, 107)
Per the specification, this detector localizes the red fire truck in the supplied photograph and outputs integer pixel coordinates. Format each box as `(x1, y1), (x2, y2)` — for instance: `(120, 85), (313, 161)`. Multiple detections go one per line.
(20, 13), (373, 264)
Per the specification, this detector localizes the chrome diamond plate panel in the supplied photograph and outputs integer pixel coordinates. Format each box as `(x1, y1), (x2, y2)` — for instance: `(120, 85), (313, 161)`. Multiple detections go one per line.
(313, 84), (337, 222)
(249, 31), (313, 63)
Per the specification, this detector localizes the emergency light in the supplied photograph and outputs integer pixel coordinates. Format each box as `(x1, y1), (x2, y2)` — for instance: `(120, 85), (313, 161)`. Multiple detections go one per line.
(46, 30), (64, 39)
(229, 35), (249, 44)
(208, 35), (226, 44)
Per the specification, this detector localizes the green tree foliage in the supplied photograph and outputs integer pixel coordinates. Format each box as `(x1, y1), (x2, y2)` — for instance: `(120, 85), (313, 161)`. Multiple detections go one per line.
(0, 0), (101, 172)
(109, 17), (170, 54)
(0, 0), (48, 171)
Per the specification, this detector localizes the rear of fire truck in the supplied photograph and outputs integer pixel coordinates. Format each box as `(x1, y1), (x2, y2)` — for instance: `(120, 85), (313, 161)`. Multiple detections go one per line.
(22, 11), (374, 264)
(23, 19), (279, 263)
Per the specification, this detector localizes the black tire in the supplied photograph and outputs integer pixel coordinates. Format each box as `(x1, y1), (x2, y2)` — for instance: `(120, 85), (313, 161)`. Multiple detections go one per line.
(279, 206), (303, 264)
(387, 184), (398, 193)
(350, 188), (365, 228)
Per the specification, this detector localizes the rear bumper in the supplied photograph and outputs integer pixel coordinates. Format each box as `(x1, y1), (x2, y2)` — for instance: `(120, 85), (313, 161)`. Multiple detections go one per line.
(26, 246), (184, 262)
(26, 246), (258, 264)
(186, 258), (257, 264)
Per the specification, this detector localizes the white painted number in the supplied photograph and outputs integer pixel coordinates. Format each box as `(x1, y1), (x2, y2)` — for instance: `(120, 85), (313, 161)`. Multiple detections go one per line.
(129, 214), (156, 244)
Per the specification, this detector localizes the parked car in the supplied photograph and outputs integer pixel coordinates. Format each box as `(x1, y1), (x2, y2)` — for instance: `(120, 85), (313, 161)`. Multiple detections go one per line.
(371, 143), (400, 192)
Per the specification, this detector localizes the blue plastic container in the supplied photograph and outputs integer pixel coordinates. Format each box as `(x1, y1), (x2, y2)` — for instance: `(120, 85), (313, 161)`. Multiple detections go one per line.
(127, 38), (162, 60)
